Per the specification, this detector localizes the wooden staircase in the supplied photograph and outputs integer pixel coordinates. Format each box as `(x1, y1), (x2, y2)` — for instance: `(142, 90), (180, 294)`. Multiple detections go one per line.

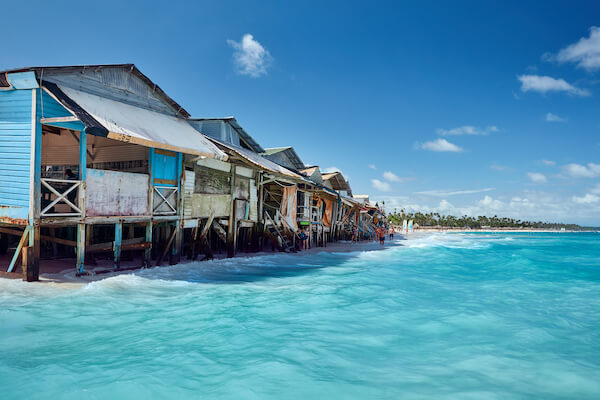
(264, 213), (294, 252)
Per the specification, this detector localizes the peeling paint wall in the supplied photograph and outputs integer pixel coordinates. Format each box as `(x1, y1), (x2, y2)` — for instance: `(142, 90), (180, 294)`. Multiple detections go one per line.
(85, 169), (149, 216)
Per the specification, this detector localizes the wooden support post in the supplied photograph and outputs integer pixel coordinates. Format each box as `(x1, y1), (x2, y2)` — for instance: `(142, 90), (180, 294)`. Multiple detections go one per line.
(144, 222), (153, 267)
(227, 165), (237, 258)
(76, 223), (85, 274)
(22, 246), (37, 282)
(86, 224), (96, 265)
(114, 221), (122, 270)
(7, 227), (30, 273)
(170, 222), (182, 265)
(156, 226), (176, 267)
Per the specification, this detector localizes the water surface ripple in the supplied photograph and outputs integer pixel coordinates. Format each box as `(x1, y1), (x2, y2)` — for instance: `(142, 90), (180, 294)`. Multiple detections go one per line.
(1, 232), (599, 399)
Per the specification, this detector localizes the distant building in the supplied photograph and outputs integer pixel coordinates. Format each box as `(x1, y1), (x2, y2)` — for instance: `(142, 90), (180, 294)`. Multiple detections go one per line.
(262, 147), (305, 170)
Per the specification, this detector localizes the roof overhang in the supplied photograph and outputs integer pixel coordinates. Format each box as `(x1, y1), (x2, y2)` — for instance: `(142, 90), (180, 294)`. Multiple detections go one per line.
(43, 83), (227, 159)
(206, 137), (302, 179)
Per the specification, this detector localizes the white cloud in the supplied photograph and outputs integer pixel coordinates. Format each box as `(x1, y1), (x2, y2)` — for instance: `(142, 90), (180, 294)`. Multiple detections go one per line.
(479, 195), (504, 210)
(227, 34), (273, 77)
(490, 164), (511, 171)
(420, 138), (463, 152)
(562, 163), (600, 178)
(591, 184), (600, 195)
(368, 164), (377, 170)
(517, 74), (590, 96)
(382, 171), (413, 183)
(572, 193), (600, 204)
(527, 172), (548, 183)
(541, 160), (556, 166)
(371, 179), (391, 192)
(377, 190), (600, 225)
(436, 125), (498, 136)
(552, 26), (600, 71)
(415, 188), (494, 197)
(545, 113), (567, 122)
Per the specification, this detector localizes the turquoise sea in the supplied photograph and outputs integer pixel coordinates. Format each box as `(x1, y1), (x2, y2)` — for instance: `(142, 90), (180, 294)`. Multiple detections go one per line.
(1, 232), (599, 399)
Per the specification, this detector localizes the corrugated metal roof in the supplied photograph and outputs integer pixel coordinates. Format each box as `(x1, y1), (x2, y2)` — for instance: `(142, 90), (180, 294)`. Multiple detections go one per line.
(262, 146), (305, 170)
(207, 138), (302, 179)
(0, 64), (191, 117)
(47, 83), (227, 159)
(322, 171), (350, 191)
(189, 117), (264, 153)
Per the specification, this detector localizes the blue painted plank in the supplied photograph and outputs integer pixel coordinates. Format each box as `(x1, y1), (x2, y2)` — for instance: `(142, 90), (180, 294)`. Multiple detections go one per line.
(0, 90), (31, 216)
(6, 72), (39, 89)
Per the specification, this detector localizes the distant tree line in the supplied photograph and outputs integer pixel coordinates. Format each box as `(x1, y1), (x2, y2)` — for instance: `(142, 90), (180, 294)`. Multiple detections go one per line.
(386, 209), (597, 231)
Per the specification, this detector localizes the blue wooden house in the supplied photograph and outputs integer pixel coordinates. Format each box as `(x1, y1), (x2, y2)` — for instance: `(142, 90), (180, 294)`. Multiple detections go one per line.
(0, 64), (227, 279)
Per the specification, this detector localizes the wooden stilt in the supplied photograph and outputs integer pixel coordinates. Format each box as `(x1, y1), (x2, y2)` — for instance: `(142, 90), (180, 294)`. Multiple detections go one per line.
(76, 223), (85, 274)
(114, 221), (122, 270)
(156, 225), (176, 267)
(22, 246), (37, 282)
(86, 224), (96, 266)
(144, 222), (153, 267)
(170, 222), (182, 265)
(227, 165), (237, 258)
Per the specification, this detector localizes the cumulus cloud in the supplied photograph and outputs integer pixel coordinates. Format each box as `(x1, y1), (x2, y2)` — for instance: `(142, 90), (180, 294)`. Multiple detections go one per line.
(227, 34), (273, 77)
(382, 171), (413, 183)
(420, 138), (463, 152)
(377, 190), (600, 225)
(527, 172), (548, 183)
(572, 193), (600, 204)
(517, 74), (590, 96)
(368, 164), (377, 170)
(550, 26), (600, 71)
(545, 113), (567, 122)
(562, 163), (600, 178)
(415, 188), (494, 197)
(371, 179), (391, 192)
(436, 125), (498, 136)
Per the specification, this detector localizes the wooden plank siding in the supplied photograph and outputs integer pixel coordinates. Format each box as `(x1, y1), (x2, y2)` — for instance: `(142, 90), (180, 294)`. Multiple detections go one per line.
(0, 89), (32, 222)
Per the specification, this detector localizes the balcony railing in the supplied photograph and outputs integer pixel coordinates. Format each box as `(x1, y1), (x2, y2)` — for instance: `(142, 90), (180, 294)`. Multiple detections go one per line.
(41, 178), (82, 217)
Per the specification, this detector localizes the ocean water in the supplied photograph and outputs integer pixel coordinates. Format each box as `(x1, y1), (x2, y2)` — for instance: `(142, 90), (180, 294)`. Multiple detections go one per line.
(0, 232), (599, 399)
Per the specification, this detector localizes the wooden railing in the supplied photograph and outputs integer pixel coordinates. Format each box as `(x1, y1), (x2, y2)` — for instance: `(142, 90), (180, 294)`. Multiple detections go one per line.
(153, 185), (178, 215)
(41, 178), (82, 217)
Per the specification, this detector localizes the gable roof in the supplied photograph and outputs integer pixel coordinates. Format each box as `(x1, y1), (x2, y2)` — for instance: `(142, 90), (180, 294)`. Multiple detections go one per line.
(0, 64), (190, 117)
(322, 171), (350, 191)
(206, 137), (301, 179)
(42, 82), (227, 159)
(299, 166), (324, 185)
(262, 146), (305, 170)
(189, 117), (264, 153)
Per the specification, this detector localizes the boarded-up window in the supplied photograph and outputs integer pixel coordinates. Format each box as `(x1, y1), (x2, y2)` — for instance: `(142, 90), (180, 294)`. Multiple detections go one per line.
(194, 166), (230, 194)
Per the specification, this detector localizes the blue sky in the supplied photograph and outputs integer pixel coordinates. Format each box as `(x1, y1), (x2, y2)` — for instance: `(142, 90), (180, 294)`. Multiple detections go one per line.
(3, 1), (600, 224)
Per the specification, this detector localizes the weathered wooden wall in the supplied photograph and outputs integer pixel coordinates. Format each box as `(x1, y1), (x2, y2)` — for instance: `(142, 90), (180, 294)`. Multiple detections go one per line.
(85, 169), (149, 216)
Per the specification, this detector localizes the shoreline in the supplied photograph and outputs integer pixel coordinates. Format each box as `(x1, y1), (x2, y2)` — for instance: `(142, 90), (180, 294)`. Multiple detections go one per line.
(23, 237), (407, 287)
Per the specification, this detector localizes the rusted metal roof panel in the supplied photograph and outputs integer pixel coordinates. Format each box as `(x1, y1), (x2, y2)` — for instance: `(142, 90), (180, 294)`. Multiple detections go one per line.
(207, 138), (302, 179)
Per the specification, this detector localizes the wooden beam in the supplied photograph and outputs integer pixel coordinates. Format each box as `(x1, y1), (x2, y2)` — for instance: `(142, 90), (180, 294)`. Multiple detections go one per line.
(7, 227), (30, 273)
(227, 165), (236, 257)
(114, 221), (122, 270)
(156, 226), (176, 267)
(76, 223), (85, 274)
(40, 116), (79, 123)
(211, 220), (227, 243)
